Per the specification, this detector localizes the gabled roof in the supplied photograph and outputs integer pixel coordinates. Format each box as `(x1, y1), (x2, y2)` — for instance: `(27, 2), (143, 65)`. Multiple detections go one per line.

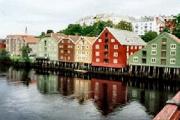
(76, 36), (96, 45)
(68, 35), (81, 43)
(6, 35), (38, 44)
(106, 27), (146, 46)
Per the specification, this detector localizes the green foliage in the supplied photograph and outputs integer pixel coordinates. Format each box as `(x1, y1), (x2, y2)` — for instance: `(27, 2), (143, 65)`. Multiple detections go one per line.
(63, 24), (82, 35)
(115, 21), (133, 31)
(162, 27), (170, 33)
(141, 31), (158, 42)
(20, 45), (32, 62)
(61, 20), (115, 37)
(46, 30), (54, 34)
(0, 49), (10, 61)
(172, 14), (180, 38)
(39, 32), (46, 38)
(172, 23), (180, 38)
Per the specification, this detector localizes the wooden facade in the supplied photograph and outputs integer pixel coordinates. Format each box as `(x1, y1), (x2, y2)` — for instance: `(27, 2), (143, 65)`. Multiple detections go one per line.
(74, 36), (96, 64)
(92, 27), (146, 68)
(58, 35), (80, 62)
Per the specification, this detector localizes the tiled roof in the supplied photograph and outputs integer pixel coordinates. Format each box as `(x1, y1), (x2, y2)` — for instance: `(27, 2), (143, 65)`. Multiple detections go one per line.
(68, 35), (81, 43)
(106, 27), (146, 45)
(7, 35), (38, 44)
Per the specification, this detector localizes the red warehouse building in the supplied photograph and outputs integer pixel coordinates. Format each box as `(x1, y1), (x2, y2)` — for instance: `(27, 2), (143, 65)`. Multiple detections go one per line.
(0, 40), (6, 49)
(92, 27), (146, 68)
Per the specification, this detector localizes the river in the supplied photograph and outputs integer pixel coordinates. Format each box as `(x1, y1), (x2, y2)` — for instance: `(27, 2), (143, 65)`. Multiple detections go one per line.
(0, 67), (179, 120)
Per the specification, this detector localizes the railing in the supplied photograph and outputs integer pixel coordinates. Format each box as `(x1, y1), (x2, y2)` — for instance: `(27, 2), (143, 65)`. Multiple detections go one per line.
(153, 91), (180, 120)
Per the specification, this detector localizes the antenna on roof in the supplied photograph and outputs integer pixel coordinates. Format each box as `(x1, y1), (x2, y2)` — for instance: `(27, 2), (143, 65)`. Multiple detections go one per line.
(25, 26), (28, 34)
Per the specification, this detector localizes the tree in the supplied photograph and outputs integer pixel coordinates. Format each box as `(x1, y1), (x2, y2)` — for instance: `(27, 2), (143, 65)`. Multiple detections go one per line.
(172, 14), (180, 38)
(0, 49), (10, 61)
(39, 32), (46, 38)
(172, 24), (180, 38)
(115, 21), (133, 31)
(46, 30), (54, 34)
(63, 24), (82, 35)
(20, 45), (32, 62)
(141, 31), (158, 42)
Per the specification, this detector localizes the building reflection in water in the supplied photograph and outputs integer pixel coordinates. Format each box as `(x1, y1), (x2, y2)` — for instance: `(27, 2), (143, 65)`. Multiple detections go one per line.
(37, 75), (59, 94)
(91, 78), (128, 115)
(7, 67), (36, 86)
(58, 76), (74, 96)
(73, 78), (91, 104)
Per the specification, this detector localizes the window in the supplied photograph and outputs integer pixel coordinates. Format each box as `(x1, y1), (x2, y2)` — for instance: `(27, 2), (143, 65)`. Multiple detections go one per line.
(151, 44), (157, 49)
(170, 44), (176, 49)
(151, 58), (156, 63)
(113, 52), (118, 57)
(133, 57), (138, 62)
(96, 58), (100, 62)
(142, 58), (146, 64)
(105, 38), (109, 43)
(131, 46), (133, 50)
(135, 46), (137, 49)
(96, 52), (100, 56)
(142, 50), (147, 57)
(114, 45), (118, 49)
(139, 46), (142, 49)
(104, 45), (108, 49)
(170, 58), (176, 64)
(68, 50), (70, 54)
(67, 40), (70, 43)
(151, 50), (157, 55)
(95, 44), (99, 49)
(59, 45), (63, 48)
(170, 50), (176, 56)
(111, 39), (115, 42)
(98, 39), (102, 42)
(68, 56), (70, 60)
(61, 50), (64, 53)
(113, 59), (118, 64)
(44, 40), (47, 46)
(60, 56), (63, 59)
(127, 46), (129, 51)
(105, 32), (108, 37)
(162, 38), (167, 43)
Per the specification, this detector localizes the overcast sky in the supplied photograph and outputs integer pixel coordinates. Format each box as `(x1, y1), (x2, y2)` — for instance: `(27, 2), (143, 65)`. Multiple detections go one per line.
(0, 0), (179, 38)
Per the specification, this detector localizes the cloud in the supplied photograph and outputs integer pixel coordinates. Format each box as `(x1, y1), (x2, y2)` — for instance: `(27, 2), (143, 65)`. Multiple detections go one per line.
(0, 0), (179, 38)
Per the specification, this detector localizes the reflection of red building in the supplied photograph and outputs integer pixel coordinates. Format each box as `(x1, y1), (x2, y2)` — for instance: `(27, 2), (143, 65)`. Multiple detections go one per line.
(91, 78), (127, 115)
(58, 76), (74, 96)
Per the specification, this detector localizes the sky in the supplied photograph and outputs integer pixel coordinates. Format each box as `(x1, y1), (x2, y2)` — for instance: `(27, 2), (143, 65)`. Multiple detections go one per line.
(0, 0), (179, 38)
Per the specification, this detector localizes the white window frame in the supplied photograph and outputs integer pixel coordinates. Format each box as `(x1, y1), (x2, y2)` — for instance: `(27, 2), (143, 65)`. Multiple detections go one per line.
(95, 52), (100, 56)
(151, 58), (156, 63)
(95, 44), (99, 49)
(98, 39), (102, 42)
(111, 39), (115, 42)
(151, 44), (157, 49)
(170, 44), (176, 49)
(133, 56), (138, 62)
(113, 52), (118, 57)
(170, 50), (176, 56)
(114, 45), (118, 49)
(151, 50), (157, 55)
(96, 58), (100, 62)
(170, 58), (176, 64)
(113, 59), (118, 64)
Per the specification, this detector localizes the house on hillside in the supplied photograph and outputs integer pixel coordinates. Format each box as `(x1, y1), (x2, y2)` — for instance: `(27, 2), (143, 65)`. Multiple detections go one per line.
(92, 27), (146, 70)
